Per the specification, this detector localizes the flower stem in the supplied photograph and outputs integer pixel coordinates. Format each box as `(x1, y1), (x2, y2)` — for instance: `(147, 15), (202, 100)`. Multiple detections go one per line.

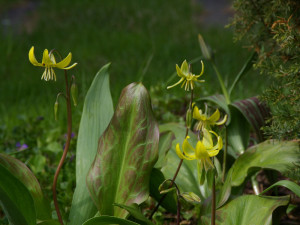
(149, 90), (193, 220)
(52, 70), (72, 225)
(222, 126), (228, 182)
(211, 167), (216, 225)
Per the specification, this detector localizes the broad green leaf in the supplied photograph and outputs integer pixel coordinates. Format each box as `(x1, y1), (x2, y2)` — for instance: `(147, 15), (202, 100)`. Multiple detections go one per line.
(260, 180), (300, 197)
(149, 168), (177, 214)
(154, 131), (174, 169)
(113, 203), (154, 225)
(202, 195), (289, 225)
(231, 140), (300, 187)
(227, 106), (250, 157)
(83, 216), (139, 225)
(228, 52), (256, 96)
(0, 153), (51, 220)
(69, 64), (114, 225)
(231, 97), (269, 141)
(86, 83), (159, 218)
(0, 164), (36, 225)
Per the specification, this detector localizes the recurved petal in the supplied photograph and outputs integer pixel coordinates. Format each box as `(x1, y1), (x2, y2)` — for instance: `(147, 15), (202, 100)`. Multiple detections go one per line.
(195, 140), (210, 159)
(208, 109), (220, 123)
(193, 106), (206, 121)
(207, 149), (220, 157)
(176, 143), (194, 160)
(215, 114), (228, 125)
(29, 46), (42, 66)
(62, 62), (78, 70)
(55, 52), (72, 69)
(167, 77), (184, 89)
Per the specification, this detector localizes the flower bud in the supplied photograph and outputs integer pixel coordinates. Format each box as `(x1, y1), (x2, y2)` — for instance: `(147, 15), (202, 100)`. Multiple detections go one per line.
(198, 34), (212, 60)
(54, 101), (59, 121)
(186, 108), (192, 128)
(71, 83), (78, 106)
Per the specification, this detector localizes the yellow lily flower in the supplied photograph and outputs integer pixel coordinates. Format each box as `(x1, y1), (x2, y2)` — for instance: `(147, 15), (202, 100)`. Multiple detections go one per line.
(176, 129), (222, 171)
(29, 46), (77, 81)
(193, 105), (227, 131)
(167, 60), (205, 91)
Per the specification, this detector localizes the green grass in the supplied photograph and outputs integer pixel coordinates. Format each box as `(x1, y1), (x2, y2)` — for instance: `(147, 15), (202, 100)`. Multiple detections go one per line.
(0, 0), (266, 131)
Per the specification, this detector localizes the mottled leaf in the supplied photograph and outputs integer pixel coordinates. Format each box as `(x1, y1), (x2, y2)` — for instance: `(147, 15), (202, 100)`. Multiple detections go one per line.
(0, 153), (51, 220)
(0, 164), (36, 225)
(87, 83), (159, 218)
(69, 63), (114, 225)
(231, 97), (269, 141)
(231, 140), (300, 186)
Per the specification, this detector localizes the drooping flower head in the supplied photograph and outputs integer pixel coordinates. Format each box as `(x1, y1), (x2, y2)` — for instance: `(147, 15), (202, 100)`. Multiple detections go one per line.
(176, 129), (223, 171)
(167, 60), (205, 91)
(193, 105), (227, 131)
(29, 46), (77, 81)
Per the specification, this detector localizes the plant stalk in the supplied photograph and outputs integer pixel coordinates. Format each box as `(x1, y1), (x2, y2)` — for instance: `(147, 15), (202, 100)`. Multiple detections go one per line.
(222, 126), (228, 182)
(211, 167), (216, 225)
(149, 90), (193, 220)
(52, 70), (72, 225)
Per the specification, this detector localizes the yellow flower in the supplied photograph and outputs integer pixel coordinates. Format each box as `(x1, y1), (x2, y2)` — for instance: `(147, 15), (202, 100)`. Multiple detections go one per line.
(176, 129), (222, 171)
(29, 46), (77, 81)
(193, 105), (227, 131)
(167, 60), (205, 91)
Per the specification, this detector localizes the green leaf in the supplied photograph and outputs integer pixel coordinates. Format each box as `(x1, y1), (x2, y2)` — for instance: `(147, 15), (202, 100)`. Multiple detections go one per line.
(229, 52), (256, 96)
(0, 164), (36, 225)
(0, 153), (51, 220)
(231, 97), (269, 141)
(83, 216), (139, 225)
(149, 168), (177, 214)
(227, 106), (250, 157)
(202, 195), (289, 225)
(260, 180), (300, 197)
(69, 63), (114, 225)
(154, 131), (174, 169)
(87, 83), (159, 218)
(231, 140), (300, 187)
(113, 203), (154, 225)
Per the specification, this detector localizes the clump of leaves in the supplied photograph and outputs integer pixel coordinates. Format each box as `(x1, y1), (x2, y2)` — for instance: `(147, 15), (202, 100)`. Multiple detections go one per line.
(229, 0), (300, 140)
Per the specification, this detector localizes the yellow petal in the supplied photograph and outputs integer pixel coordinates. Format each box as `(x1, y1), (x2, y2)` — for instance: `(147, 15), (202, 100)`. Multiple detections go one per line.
(167, 77), (184, 89)
(176, 64), (185, 78)
(182, 137), (196, 158)
(55, 52), (72, 69)
(62, 62), (78, 70)
(42, 49), (53, 66)
(181, 60), (189, 76)
(193, 106), (206, 121)
(195, 140), (210, 159)
(195, 60), (204, 77)
(207, 149), (219, 157)
(202, 129), (213, 149)
(176, 143), (194, 160)
(29, 46), (43, 66)
(215, 114), (228, 126)
(208, 109), (220, 123)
